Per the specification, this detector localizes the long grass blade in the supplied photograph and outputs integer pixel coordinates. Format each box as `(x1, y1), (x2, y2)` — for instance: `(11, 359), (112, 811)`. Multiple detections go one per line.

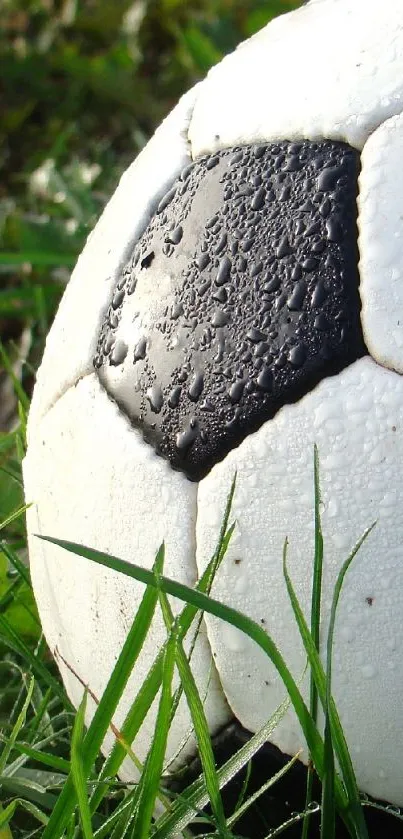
(88, 488), (236, 816)
(40, 547), (164, 839)
(0, 615), (69, 705)
(227, 751), (301, 830)
(132, 633), (176, 839)
(158, 587), (228, 835)
(302, 445), (323, 839)
(152, 694), (292, 837)
(39, 536), (331, 799)
(0, 677), (34, 776)
(71, 691), (94, 839)
(283, 526), (376, 839)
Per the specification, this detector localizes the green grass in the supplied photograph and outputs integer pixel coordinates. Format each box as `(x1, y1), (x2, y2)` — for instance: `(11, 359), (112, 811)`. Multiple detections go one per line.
(2, 414), (403, 837)
(2, 2), (403, 836)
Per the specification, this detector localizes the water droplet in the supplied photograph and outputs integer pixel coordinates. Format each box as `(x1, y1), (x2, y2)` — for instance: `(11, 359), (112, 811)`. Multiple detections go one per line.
(206, 155), (219, 170)
(168, 385), (181, 409)
(241, 236), (255, 252)
(166, 225), (183, 245)
(263, 276), (280, 293)
(229, 379), (246, 404)
(134, 337), (147, 361)
(319, 198), (331, 217)
(289, 342), (307, 368)
(110, 340), (128, 366)
(111, 288), (125, 310)
(311, 280), (327, 307)
(212, 310), (230, 328)
(140, 250), (155, 269)
(216, 255), (232, 285)
(215, 233), (228, 254)
(147, 383), (163, 414)
(361, 664), (376, 679)
(317, 165), (344, 191)
(256, 367), (273, 390)
(247, 327), (267, 343)
(276, 236), (293, 258)
(314, 313), (330, 331)
(176, 421), (199, 451)
(222, 623), (246, 653)
(212, 286), (227, 303)
(188, 373), (204, 401)
(326, 216), (343, 243)
(251, 186), (265, 211)
(287, 281), (306, 311)
(198, 252), (210, 271)
(158, 186), (176, 213)
(302, 256), (319, 272)
(291, 263), (303, 281)
(284, 154), (301, 172)
(171, 301), (184, 320)
(205, 214), (219, 230)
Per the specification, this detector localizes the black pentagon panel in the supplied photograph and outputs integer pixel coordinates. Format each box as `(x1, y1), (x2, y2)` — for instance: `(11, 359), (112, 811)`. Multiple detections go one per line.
(94, 141), (366, 481)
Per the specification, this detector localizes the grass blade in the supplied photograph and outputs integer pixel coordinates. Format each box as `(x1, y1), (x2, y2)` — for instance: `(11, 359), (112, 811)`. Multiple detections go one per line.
(11, 742), (70, 774)
(0, 798), (48, 828)
(158, 587), (228, 835)
(40, 547), (164, 839)
(132, 633), (176, 839)
(152, 694), (292, 837)
(0, 615), (69, 705)
(88, 485), (236, 816)
(39, 536), (329, 795)
(71, 691), (94, 839)
(227, 751), (301, 830)
(283, 526), (376, 839)
(0, 677), (35, 776)
(302, 445), (323, 839)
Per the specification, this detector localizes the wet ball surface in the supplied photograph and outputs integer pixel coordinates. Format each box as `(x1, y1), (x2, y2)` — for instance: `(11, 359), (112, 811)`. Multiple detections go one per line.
(95, 141), (366, 480)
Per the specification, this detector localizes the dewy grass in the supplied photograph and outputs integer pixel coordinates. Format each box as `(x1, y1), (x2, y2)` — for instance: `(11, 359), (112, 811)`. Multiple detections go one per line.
(1, 436), (401, 838)
(37, 453), (378, 839)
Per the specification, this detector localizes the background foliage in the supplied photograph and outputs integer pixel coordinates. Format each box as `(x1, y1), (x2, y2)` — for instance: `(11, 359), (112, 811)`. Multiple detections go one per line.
(0, 0), (301, 377)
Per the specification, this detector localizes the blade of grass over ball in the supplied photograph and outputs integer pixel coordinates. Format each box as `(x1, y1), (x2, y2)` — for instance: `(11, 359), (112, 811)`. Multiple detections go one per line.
(323, 525), (377, 839)
(71, 691), (94, 839)
(261, 803), (322, 839)
(166, 478), (236, 733)
(88, 487), (236, 815)
(91, 522), (235, 820)
(41, 539), (332, 804)
(227, 751), (301, 831)
(158, 587), (229, 836)
(93, 789), (138, 839)
(131, 633), (176, 839)
(40, 548), (163, 839)
(153, 694), (292, 837)
(302, 445), (324, 839)
(283, 528), (375, 839)
(321, 713), (336, 839)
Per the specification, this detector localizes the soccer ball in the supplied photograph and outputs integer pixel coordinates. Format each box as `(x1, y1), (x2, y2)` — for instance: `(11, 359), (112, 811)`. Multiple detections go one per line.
(24, 0), (403, 818)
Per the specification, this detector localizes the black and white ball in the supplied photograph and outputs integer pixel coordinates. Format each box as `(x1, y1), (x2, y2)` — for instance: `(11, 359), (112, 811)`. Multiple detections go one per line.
(24, 0), (403, 821)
